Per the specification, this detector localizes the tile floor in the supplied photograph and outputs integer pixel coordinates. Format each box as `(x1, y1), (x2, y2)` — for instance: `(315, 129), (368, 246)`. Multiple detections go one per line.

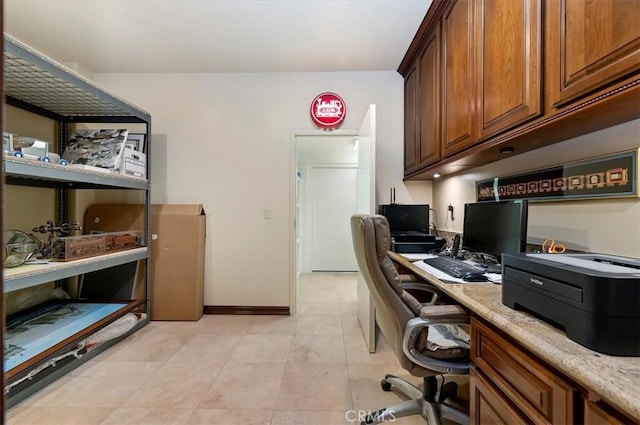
(8, 273), (466, 425)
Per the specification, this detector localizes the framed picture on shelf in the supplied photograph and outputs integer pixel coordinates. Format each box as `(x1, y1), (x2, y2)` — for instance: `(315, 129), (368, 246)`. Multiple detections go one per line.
(125, 133), (146, 153)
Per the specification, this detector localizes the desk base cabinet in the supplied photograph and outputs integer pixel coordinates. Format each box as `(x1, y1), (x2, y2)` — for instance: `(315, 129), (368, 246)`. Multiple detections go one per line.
(470, 317), (575, 425)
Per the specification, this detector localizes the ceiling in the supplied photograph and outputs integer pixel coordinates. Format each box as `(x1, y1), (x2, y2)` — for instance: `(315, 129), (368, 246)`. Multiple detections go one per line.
(4, 0), (431, 74)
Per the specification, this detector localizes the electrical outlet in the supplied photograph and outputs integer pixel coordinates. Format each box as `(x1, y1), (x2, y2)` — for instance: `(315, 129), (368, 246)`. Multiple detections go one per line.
(447, 204), (455, 221)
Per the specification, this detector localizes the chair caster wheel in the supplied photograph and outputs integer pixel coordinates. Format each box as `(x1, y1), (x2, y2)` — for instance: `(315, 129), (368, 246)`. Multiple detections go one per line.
(380, 379), (392, 392)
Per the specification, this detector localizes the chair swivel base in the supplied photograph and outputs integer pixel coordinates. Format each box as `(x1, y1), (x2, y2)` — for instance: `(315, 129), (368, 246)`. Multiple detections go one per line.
(361, 375), (469, 425)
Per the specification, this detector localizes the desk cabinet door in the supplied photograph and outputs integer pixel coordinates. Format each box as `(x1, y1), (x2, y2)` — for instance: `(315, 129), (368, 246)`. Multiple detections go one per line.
(584, 400), (633, 425)
(470, 367), (528, 425)
(471, 318), (575, 424)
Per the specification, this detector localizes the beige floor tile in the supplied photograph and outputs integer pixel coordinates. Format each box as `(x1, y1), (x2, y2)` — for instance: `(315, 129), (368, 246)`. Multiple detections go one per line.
(198, 362), (286, 410)
(275, 363), (353, 411)
(344, 335), (399, 365)
(6, 406), (114, 425)
(30, 373), (149, 408)
(7, 273), (469, 425)
(301, 290), (339, 303)
(100, 407), (193, 425)
(186, 409), (273, 425)
(348, 363), (420, 412)
(168, 334), (244, 363)
(124, 362), (224, 409)
(180, 314), (258, 335)
(295, 315), (343, 336)
(270, 410), (352, 425)
(338, 300), (358, 315)
(11, 376), (74, 407)
(298, 300), (341, 316)
(230, 334), (293, 363)
(69, 360), (163, 378)
(101, 331), (195, 363)
(247, 316), (298, 335)
(288, 335), (346, 364)
(341, 315), (365, 337)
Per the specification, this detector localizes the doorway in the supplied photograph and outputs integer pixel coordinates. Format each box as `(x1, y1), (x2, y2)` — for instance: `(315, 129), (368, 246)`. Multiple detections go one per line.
(291, 130), (358, 313)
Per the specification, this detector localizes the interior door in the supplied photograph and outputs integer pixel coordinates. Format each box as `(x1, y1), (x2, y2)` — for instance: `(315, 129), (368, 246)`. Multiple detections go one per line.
(356, 105), (377, 353)
(311, 166), (358, 271)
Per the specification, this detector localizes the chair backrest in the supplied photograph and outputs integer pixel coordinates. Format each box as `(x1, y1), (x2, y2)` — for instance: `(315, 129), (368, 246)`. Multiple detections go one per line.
(350, 213), (431, 375)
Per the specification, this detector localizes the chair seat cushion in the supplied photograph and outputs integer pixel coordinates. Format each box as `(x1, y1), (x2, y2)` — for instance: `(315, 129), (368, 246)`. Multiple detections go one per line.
(418, 324), (470, 360)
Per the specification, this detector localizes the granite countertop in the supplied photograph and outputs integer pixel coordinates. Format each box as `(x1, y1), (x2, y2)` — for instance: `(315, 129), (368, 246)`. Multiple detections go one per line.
(389, 252), (640, 420)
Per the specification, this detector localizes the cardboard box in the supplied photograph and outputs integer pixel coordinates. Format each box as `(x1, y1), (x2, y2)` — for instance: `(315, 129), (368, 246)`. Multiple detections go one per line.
(84, 203), (206, 320)
(118, 147), (147, 178)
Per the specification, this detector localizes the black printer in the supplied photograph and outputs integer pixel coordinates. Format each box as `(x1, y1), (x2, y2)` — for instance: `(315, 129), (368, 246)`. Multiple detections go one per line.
(502, 253), (640, 356)
(378, 204), (445, 253)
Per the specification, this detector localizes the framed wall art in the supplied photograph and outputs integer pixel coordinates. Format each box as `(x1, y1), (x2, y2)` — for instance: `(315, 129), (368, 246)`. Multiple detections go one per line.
(476, 149), (638, 202)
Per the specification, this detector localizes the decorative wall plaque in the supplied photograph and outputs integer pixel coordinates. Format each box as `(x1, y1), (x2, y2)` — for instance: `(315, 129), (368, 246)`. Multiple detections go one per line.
(476, 150), (638, 202)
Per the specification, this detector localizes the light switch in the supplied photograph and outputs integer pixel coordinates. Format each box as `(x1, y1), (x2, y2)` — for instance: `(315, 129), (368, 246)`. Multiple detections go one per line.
(264, 208), (272, 219)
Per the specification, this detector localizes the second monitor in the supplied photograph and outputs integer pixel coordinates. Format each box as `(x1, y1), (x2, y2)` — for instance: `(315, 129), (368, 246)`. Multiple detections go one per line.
(462, 200), (528, 263)
(378, 204), (429, 234)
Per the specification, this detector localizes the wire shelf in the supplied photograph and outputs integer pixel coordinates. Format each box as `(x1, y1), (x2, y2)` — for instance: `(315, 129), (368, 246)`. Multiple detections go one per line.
(4, 35), (150, 121)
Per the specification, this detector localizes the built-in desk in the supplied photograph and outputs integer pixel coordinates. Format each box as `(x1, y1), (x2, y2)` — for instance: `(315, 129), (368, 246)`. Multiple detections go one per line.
(389, 252), (640, 423)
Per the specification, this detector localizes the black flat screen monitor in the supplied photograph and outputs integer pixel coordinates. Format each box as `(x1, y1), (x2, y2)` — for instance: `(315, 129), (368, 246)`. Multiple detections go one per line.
(378, 204), (429, 233)
(462, 200), (528, 261)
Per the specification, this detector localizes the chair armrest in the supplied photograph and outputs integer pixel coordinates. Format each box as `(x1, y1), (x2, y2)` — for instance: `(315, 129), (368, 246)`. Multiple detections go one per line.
(419, 304), (469, 323)
(402, 281), (440, 305)
(402, 307), (471, 375)
(399, 274), (418, 282)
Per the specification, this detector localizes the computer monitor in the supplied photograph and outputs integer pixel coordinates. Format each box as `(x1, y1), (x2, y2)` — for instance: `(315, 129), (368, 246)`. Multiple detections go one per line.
(462, 200), (528, 262)
(378, 204), (430, 233)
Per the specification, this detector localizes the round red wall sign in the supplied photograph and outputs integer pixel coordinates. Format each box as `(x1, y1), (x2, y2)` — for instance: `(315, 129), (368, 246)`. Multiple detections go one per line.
(310, 92), (346, 130)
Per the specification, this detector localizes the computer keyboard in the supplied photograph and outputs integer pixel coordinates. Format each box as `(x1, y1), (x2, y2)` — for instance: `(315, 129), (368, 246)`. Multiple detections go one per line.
(423, 256), (486, 279)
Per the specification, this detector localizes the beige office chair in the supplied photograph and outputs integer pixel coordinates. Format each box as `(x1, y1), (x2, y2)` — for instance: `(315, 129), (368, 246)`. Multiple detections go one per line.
(350, 214), (471, 425)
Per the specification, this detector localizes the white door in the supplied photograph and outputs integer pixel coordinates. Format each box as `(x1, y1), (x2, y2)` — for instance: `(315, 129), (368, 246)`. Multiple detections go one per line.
(311, 166), (358, 271)
(355, 105), (377, 353)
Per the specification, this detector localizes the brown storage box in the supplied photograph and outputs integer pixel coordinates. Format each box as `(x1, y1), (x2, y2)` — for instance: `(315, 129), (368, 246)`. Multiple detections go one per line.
(84, 203), (206, 321)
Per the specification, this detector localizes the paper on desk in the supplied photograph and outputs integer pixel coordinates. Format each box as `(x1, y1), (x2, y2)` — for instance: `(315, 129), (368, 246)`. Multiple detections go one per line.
(412, 257), (502, 284)
(399, 253), (432, 261)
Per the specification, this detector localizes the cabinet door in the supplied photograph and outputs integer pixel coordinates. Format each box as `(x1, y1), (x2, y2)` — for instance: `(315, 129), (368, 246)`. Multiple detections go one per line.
(584, 401), (631, 425)
(404, 62), (419, 176)
(470, 368), (528, 425)
(549, 0), (640, 107)
(477, 0), (542, 139)
(417, 22), (442, 168)
(442, 0), (476, 157)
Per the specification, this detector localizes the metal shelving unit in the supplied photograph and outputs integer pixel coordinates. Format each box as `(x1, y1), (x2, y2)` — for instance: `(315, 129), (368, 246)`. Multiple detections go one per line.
(2, 34), (152, 406)
(4, 248), (148, 293)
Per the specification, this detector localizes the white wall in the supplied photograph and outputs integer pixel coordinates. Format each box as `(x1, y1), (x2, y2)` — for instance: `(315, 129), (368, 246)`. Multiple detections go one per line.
(94, 71), (432, 306)
(433, 119), (640, 257)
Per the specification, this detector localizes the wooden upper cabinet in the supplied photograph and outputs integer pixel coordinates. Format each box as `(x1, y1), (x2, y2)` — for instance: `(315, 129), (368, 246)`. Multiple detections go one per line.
(404, 62), (419, 176)
(548, 0), (640, 108)
(476, 0), (542, 140)
(417, 22), (442, 168)
(442, 0), (476, 157)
